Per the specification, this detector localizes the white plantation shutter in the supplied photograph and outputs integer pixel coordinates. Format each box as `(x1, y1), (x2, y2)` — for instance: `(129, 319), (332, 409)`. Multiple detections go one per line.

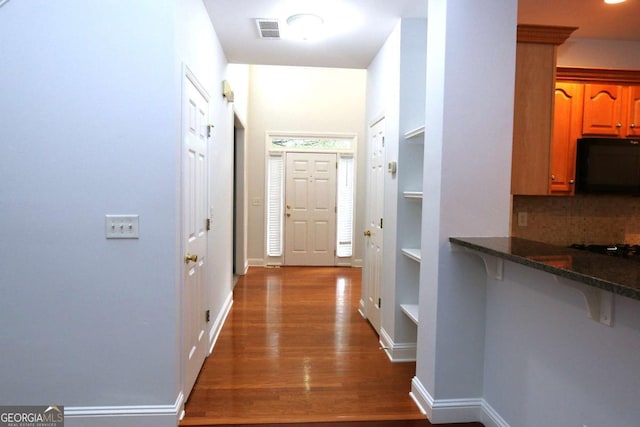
(266, 153), (284, 256)
(336, 155), (354, 257)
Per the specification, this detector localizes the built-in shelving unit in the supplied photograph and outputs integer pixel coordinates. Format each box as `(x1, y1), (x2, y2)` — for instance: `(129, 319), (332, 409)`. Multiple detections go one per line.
(397, 122), (425, 336)
(401, 248), (422, 262)
(403, 191), (423, 199)
(380, 18), (427, 362)
(400, 304), (419, 325)
(404, 126), (425, 140)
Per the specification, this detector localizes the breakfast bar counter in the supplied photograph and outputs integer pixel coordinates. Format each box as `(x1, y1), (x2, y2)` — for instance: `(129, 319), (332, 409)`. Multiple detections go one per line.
(449, 237), (640, 302)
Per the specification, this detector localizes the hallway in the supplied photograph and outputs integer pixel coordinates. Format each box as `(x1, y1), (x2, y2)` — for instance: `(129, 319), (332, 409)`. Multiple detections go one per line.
(180, 267), (483, 427)
(180, 267), (425, 425)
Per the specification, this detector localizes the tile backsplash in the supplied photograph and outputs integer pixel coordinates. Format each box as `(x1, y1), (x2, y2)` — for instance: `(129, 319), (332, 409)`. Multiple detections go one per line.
(512, 195), (640, 246)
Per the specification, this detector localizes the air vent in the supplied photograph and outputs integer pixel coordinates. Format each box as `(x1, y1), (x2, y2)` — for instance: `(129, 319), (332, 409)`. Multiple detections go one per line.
(256, 19), (280, 39)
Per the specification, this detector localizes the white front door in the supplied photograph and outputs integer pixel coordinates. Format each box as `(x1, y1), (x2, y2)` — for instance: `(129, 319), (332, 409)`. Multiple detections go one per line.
(364, 118), (385, 334)
(284, 152), (337, 266)
(182, 72), (209, 399)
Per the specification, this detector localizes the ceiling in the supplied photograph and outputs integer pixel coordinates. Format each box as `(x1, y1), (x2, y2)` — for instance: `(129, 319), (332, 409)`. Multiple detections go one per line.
(203, 0), (640, 69)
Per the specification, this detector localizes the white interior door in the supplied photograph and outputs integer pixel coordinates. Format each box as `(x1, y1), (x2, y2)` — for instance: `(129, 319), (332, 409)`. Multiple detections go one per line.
(284, 152), (337, 266)
(182, 72), (209, 399)
(364, 118), (385, 334)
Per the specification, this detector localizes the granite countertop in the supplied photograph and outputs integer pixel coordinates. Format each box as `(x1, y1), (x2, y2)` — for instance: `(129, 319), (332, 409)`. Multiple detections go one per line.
(449, 237), (640, 301)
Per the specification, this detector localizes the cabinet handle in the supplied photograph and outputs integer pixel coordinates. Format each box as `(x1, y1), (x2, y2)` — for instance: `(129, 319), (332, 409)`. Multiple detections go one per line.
(616, 122), (623, 128)
(551, 175), (556, 181)
(631, 124), (636, 129)
(569, 179), (575, 184)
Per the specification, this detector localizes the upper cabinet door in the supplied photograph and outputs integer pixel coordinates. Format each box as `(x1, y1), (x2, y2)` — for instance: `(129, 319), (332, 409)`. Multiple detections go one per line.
(626, 86), (640, 137)
(550, 83), (583, 195)
(582, 84), (625, 136)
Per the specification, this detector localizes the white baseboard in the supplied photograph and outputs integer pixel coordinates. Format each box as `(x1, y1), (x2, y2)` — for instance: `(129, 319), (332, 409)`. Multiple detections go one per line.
(248, 258), (264, 266)
(379, 328), (416, 362)
(64, 393), (183, 427)
(209, 291), (234, 354)
(358, 299), (366, 319)
(410, 377), (509, 427)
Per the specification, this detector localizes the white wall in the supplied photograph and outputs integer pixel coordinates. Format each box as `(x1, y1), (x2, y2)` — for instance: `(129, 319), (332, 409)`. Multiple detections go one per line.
(366, 22), (402, 348)
(0, 0), (179, 408)
(365, 19), (429, 357)
(226, 64), (250, 126)
(558, 38), (640, 69)
(246, 65), (367, 265)
(413, 0), (517, 421)
(0, 1), (235, 425)
(483, 263), (640, 426)
(176, 0), (236, 376)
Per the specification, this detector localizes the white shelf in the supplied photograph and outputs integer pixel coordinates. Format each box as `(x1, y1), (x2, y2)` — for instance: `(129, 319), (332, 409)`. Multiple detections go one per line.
(404, 125), (425, 140)
(403, 191), (423, 199)
(401, 248), (421, 262)
(401, 304), (419, 325)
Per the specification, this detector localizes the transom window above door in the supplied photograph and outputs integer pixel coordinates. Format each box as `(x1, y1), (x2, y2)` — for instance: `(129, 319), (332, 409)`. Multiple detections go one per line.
(268, 133), (355, 152)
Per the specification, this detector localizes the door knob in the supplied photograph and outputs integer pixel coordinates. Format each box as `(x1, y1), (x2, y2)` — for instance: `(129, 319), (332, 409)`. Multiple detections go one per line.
(185, 253), (198, 264)
(363, 230), (371, 237)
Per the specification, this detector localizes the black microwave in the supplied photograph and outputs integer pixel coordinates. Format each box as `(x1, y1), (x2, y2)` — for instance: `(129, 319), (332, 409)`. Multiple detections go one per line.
(575, 137), (640, 194)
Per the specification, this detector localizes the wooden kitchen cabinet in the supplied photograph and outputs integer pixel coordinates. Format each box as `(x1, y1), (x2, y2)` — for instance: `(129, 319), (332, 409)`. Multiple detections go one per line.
(550, 83), (583, 195)
(627, 86), (640, 137)
(583, 84), (640, 137)
(511, 25), (576, 196)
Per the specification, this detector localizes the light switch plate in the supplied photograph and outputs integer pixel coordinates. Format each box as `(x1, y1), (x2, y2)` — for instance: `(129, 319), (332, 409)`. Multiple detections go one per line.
(105, 215), (140, 239)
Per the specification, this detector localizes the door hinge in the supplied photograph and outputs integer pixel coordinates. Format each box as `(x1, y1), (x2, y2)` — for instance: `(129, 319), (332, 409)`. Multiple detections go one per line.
(380, 218), (383, 229)
(382, 136), (385, 147)
(207, 124), (214, 138)
(336, 161), (338, 169)
(378, 298), (382, 308)
(206, 309), (211, 323)
(206, 218), (211, 231)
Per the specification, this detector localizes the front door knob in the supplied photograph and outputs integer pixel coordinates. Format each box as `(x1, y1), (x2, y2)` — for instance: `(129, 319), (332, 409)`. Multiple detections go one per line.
(363, 230), (371, 237)
(185, 253), (198, 264)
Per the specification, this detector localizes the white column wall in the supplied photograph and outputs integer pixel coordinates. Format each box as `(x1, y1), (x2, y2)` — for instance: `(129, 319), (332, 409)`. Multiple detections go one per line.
(416, 0), (517, 405)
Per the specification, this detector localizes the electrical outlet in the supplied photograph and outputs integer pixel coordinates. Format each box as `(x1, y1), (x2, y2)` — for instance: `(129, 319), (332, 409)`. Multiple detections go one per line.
(105, 215), (139, 239)
(517, 211), (528, 227)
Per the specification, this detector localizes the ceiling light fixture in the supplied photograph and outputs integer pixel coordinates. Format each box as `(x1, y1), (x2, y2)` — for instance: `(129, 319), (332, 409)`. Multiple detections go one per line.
(286, 13), (325, 41)
(604, 0), (626, 4)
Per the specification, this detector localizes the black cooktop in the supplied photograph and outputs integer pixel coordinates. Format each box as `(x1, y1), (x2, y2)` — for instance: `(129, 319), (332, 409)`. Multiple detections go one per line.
(569, 243), (640, 260)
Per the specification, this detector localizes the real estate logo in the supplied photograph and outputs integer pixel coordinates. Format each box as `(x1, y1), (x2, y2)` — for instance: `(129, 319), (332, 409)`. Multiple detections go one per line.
(0, 406), (64, 427)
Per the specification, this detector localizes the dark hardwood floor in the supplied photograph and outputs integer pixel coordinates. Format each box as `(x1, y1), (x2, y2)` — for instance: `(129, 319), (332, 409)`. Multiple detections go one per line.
(180, 267), (483, 427)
